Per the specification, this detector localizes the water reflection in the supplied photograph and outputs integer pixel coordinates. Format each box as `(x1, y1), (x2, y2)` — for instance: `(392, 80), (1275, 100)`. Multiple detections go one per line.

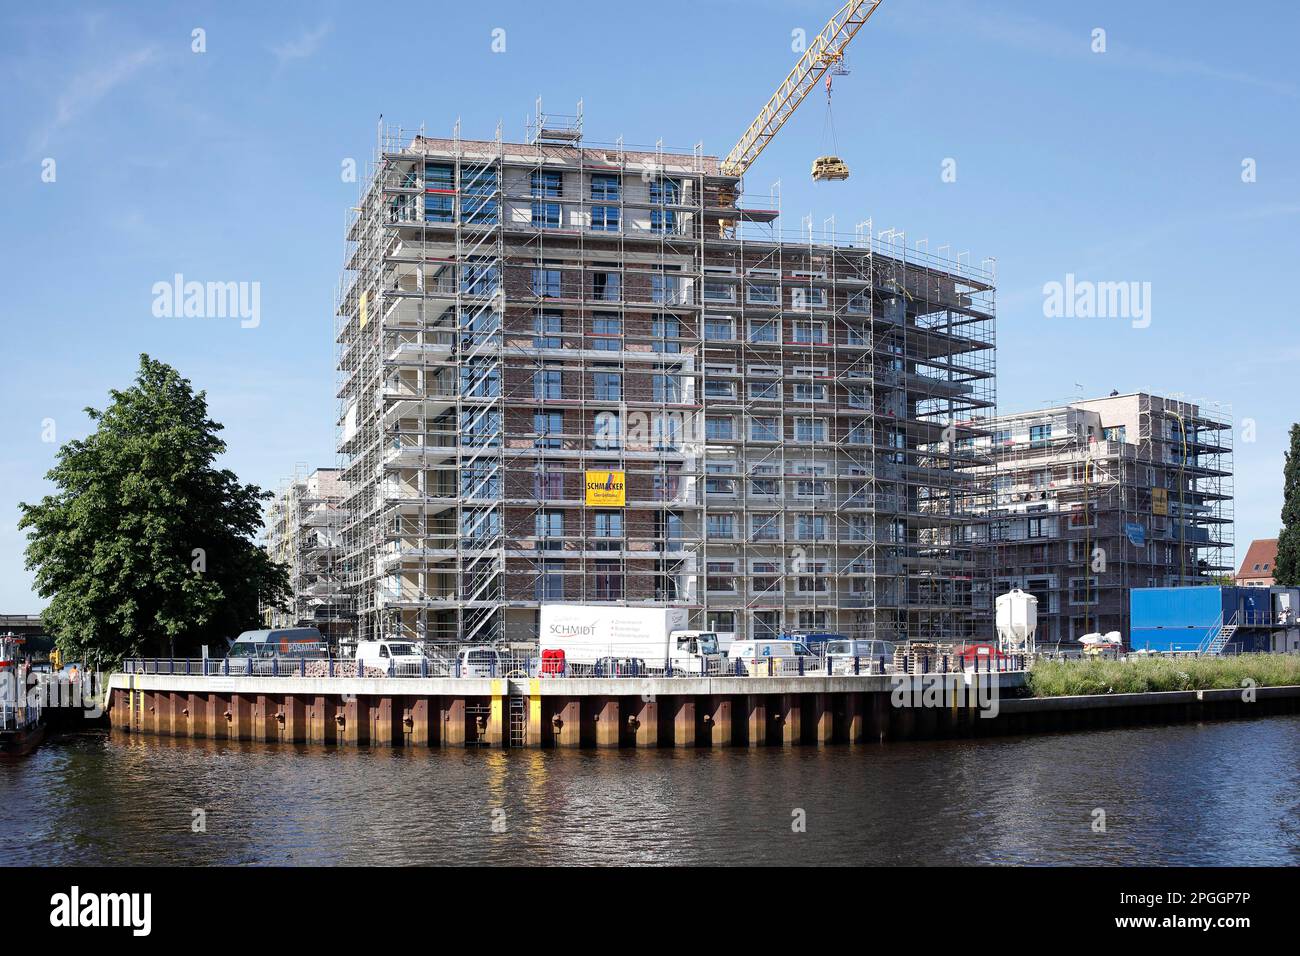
(2, 716), (1297, 866)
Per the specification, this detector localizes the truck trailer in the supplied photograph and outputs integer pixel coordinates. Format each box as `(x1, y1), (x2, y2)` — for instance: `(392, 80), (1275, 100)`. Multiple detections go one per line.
(538, 605), (720, 674)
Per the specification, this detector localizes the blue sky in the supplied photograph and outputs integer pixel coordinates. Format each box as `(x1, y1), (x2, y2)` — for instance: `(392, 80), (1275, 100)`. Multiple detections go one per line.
(1, 0), (1296, 612)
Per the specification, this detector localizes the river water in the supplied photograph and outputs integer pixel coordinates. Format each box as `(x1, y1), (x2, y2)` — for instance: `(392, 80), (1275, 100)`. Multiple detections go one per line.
(3, 716), (1297, 866)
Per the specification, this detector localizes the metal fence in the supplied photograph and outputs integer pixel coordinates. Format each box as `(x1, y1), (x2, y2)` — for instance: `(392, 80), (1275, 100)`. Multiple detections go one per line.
(0, 702), (41, 731)
(121, 652), (1030, 680)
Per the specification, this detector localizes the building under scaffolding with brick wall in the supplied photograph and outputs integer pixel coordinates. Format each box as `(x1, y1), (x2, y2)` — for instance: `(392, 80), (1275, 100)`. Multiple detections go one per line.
(335, 110), (997, 648)
(968, 392), (1234, 647)
(263, 467), (354, 650)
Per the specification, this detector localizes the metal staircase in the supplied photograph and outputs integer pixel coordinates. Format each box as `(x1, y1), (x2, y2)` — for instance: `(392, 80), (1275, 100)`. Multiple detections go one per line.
(1200, 610), (1239, 655)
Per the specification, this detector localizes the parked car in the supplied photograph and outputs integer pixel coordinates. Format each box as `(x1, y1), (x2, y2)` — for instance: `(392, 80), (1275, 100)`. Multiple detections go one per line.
(355, 640), (429, 676)
(824, 639), (896, 673)
(455, 646), (503, 678)
(725, 639), (816, 676)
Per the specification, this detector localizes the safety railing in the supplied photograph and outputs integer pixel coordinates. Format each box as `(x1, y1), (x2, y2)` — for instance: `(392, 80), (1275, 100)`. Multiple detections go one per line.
(121, 652), (1031, 680)
(0, 702), (42, 731)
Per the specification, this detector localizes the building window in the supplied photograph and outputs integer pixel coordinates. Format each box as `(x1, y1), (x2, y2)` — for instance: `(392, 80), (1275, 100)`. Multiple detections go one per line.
(792, 320), (827, 343)
(794, 417), (826, 443)
(531, 170), (562, 198)
(750, 417), (780, 442)
(461, 166), (498, 224)
(424, 193), (454, 223)
(649, 177), (680, 205)
(704, 378), (735, 399)
(751, 513), (780, 542)
(653, 372), (682, 403)
(706, 611), (736, 633)
(590, 173), (620, 201)
(747, 284), (778, 305)
(590, 313), (621, 350)
(593, 371), (621, 402)
(593, 511), (623, 550)
(795, 514), (827, 540)
(1030, 424), (1050, 448)
(594, 561), (623, 600)
(652, 315), (681, 353)
(537, 560), (564, 600)
(534, 464), (563, 500)
(1067, 506), (1095, 530)
(531, 201), (561, 229)
(705, 416), (735, 441)
(650, 208), (677, 234)
(793, 382), (827, 402)
(651, 273), (683, 305)
(799, 611), (828, 631)
(533, 268), (562, 298)
(704, 315), (735, 341)
(706, 514), (736, 540)
(590, 270), (621, 301)
(536, 510), (564, 550)
(534, 367), (563, 400)
(1069, 577), (1099, 606)
(796, 561), (829, 594)
(425, 163), (454, 189)
(748, 319), (778, 343)
(703, 281), (735, 303)
(533, 310), (563, 349)
(461, 260), (500, 296)
(749, 379), (779, 401)
(590, 206), (620, 231)
(705, 463), (736, 496)
(795, 478), (828, 498)
(706, 560), (736, 593)
(534, 411), (563, 448)
(751, 561), (781, 594)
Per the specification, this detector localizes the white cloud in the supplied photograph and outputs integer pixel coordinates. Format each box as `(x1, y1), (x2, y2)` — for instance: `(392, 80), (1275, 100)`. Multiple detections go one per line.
(29, 45), (157, 154)
(271, 22), (332, 65)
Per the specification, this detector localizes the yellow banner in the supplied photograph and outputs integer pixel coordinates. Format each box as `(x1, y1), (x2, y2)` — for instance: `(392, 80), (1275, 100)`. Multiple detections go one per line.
(359, 290), (368, 329)
(1152, 487), (1168, 516)
(585, 470), (626, 506)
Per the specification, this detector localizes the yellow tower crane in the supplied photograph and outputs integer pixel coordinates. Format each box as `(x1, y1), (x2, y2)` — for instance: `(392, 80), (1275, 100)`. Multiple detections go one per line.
(720, 0), (885, 183)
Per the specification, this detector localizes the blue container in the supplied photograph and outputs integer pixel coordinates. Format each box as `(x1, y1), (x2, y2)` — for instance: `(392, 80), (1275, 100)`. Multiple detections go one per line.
(1130, 586), (1275, 653)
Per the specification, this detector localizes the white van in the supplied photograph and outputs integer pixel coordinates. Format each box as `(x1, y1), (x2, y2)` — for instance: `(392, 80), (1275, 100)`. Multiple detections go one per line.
(726, 639), (816, 676)
(824, 639), (895, 674)
(355, 640), (429, 676)
(456, 646), (504, 678)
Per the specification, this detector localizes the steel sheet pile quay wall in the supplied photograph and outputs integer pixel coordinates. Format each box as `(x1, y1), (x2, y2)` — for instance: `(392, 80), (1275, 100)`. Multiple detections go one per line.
(107, 671), (1034, 748)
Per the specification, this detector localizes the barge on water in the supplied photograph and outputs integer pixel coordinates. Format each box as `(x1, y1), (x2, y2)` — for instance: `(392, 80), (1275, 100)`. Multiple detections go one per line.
(1, 633), (46, 756)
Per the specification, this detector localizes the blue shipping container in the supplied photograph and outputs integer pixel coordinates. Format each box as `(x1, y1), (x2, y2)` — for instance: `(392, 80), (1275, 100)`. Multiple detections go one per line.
(1130, 586), (1274, 652)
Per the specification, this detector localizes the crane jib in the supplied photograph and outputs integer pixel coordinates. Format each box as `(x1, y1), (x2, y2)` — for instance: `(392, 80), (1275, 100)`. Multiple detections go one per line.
(720, 0), (883, 179)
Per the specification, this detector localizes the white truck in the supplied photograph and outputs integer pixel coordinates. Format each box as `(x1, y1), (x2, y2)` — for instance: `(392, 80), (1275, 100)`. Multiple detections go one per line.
(538, 605), (720, 675)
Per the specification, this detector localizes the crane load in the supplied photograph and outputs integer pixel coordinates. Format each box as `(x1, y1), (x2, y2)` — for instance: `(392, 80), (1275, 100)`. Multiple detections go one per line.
(812, 156), (850, 181)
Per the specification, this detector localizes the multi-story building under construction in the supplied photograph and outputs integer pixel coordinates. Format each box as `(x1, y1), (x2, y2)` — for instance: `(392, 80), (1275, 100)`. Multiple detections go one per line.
(970, 393), (1233, 646)
(263, 467), (354, 648)
(335, 112), (996, 648)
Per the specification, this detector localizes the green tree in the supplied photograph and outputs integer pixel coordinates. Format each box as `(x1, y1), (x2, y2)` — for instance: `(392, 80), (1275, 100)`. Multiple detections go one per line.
(1278, 423), (1300, 587)
(19, 355), (289, 666)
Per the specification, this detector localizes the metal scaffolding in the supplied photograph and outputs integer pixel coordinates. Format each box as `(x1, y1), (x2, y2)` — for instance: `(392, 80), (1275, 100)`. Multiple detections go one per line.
(263, 466), (354, 648)
(972, 393), (1233, 645)
(335, 110), (997, 648)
